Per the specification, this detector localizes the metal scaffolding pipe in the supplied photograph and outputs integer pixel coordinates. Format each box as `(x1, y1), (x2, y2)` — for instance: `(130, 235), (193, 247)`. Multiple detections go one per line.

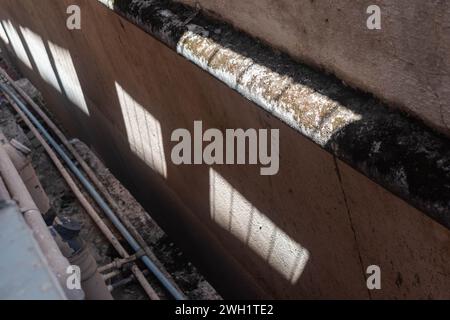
(1, 88), (160, 300)
(0, 81), (185, 300)
(0, 67), (184, 297)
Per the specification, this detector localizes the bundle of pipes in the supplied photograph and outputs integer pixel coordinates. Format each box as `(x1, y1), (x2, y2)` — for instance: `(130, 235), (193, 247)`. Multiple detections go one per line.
(0, 128), (114, 300)
(0, 67), (186, 300)
(0, 131), (84, 300)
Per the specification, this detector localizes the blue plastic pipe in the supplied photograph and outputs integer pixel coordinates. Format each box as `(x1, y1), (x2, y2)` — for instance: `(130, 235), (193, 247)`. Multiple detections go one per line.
(0, 82), (185, 300)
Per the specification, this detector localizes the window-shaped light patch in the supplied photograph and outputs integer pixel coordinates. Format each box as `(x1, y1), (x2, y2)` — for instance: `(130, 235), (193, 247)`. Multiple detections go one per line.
(19, 27), (61, 93)
(0, 21), (9, 44)
(48, 42), (89, 115)
(115, 82), (167, 178)
(2, 20), (32, 69)
(209, 168), (309, 284)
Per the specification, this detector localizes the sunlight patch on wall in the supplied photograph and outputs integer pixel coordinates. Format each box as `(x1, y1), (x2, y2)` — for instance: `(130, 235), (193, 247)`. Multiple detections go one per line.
(0, 21), (10, 44)
(209, 168), (309, 283)
(2, 20), (32, 69)
(48, 42), (89, 115)
(19, 27), (61, 92)
(115, 82), (168, 178)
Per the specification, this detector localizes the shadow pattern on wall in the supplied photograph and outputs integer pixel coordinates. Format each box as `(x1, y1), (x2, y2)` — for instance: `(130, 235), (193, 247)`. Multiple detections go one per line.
(0, 0), (449, 299)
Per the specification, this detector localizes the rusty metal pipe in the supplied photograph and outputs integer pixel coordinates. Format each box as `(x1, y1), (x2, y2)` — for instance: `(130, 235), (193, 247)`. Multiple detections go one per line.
(0, 77), (185, 300)
(69, 244), (114, 300)
(0, 67), (183, 297)
(98, 254), (139, 273)
(102, 270), (121, 281)
(0, 135), (83, 300)
(52, 216), (113, 300)
(1, 90), (160, 300)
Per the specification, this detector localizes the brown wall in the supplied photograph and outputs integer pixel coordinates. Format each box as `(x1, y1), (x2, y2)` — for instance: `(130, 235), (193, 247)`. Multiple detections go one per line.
(178, 0), (450, 137)
(0, 0), (449, 299)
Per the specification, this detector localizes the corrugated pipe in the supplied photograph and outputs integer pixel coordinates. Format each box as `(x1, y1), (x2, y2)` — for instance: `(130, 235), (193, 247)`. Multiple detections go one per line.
(0, 82), (185, 300)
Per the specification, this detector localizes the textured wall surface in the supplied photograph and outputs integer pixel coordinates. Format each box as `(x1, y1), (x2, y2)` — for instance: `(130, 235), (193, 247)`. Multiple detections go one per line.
(178, 0), (450, 137)
(0, 0), (449, 299)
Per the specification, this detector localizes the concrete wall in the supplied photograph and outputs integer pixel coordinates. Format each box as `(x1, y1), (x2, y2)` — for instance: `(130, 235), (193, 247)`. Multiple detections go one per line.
(0, 0), (449, 299)
(178, 0), (450, 137)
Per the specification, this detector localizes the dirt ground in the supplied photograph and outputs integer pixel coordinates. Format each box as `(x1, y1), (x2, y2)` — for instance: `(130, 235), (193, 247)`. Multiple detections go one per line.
(0, 52), (220, 300)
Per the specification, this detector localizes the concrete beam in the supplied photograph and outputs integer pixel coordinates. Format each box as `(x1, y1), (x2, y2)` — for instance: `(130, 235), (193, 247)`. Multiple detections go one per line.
(176, 0), (450, 137)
